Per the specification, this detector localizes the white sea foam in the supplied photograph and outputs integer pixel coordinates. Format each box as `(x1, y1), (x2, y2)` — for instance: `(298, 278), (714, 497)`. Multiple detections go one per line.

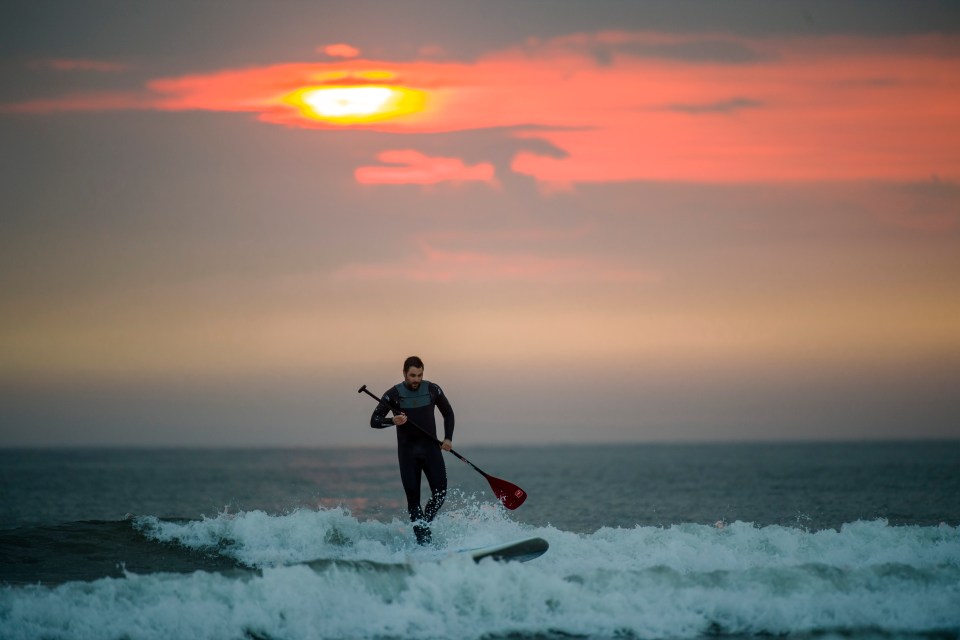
(133, 495), (532, 566)
(2, 509), (959, 640)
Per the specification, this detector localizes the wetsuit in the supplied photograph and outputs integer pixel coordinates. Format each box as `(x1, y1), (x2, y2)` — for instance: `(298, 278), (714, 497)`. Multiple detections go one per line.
(370, 381), (454, 544)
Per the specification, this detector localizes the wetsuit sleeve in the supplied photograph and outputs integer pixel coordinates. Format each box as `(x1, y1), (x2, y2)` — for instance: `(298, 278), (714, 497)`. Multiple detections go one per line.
(370, 388), (399, 429)
(433, 384), (455, 441)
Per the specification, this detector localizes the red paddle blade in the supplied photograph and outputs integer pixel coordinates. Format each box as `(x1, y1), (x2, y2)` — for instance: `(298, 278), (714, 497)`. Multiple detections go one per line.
(486, 475), (527, 510)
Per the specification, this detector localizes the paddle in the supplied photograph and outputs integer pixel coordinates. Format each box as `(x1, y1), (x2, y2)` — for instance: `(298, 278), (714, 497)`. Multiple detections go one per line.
(358, 385), (527, 510)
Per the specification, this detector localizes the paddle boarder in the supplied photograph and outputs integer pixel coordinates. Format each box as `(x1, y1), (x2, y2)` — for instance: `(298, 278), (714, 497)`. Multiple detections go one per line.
(370, 356), (454, 545)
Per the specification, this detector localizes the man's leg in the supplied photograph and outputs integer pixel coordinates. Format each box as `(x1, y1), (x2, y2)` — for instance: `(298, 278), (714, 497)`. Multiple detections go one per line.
(398, 448), (426, 533)
(400, 448), (436, 545)
(421, 446), (448, 524)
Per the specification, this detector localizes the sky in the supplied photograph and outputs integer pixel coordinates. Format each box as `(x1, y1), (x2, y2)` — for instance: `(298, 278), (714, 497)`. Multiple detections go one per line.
(1, 0), (959, 447)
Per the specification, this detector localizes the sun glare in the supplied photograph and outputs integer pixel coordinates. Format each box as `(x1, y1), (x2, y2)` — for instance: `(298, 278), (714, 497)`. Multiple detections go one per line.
(283, 85), (426, 125)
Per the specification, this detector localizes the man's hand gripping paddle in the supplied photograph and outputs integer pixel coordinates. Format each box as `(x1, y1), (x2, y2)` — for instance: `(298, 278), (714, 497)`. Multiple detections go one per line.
(358, 385), (527, 510)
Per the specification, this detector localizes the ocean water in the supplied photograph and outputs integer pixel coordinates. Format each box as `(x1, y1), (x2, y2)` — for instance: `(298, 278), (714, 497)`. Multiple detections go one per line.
(1, 442), (958, 640)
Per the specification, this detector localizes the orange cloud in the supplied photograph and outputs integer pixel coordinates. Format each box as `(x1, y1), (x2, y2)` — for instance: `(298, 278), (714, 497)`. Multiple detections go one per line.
(354, 149), (496, 185)
(4, 32), (959, 184)
(321, 43), (361, 59)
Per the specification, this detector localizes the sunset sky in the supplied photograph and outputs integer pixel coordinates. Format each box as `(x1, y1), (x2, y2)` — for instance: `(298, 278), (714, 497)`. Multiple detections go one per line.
(2, 0), (959, 447)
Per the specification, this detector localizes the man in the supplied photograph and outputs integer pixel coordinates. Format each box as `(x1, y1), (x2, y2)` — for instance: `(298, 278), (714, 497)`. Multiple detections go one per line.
(370, 356), (454, 545)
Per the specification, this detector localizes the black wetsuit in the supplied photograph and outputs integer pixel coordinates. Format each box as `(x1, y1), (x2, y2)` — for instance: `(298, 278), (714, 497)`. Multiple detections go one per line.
(370, 381), (454, 544)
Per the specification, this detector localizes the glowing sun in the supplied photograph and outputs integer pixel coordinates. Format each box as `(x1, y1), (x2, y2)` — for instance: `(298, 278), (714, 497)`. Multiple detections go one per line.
(283, 85), (427, 125)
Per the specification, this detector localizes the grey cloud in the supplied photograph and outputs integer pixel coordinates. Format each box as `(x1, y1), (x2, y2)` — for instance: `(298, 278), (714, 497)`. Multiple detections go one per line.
(665, 97), (764, 114)
(590, 39), (772, 67)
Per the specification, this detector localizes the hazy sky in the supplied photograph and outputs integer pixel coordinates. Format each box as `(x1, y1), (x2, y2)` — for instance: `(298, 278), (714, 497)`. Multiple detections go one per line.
(2, 1), (959, 447)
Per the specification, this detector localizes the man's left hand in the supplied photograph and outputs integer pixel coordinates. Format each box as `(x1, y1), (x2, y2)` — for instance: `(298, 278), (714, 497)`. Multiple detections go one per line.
(441, 439), (452, 451)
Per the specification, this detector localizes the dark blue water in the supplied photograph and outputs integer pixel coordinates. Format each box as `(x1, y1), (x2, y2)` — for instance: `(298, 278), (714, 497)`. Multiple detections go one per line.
(2, 442), (956, 532)
(1, 442), (959, 639)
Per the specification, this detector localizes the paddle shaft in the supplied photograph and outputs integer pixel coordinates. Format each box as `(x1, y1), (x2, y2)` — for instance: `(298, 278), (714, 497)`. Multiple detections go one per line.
(357, 385), (493, 479)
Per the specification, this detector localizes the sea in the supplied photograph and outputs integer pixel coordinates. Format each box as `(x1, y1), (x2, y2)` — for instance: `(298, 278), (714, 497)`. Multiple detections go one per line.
(1, 442), (958, 640)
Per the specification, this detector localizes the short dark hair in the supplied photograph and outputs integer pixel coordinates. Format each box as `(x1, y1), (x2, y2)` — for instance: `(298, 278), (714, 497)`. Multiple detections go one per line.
(403, 356), (424, 372)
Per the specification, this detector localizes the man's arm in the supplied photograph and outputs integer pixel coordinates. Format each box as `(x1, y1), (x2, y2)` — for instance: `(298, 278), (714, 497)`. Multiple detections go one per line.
(433, 384), (455, 443)
(370, 388), (399, 429)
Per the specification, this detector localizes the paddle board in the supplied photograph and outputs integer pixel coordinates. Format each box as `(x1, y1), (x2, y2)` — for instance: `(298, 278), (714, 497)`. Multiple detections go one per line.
(464, 536), (549, 563)
(299, 537), (549, 570)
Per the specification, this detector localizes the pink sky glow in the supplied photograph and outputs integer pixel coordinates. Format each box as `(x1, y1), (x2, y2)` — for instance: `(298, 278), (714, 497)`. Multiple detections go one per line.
(5, 32), (959, 186)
